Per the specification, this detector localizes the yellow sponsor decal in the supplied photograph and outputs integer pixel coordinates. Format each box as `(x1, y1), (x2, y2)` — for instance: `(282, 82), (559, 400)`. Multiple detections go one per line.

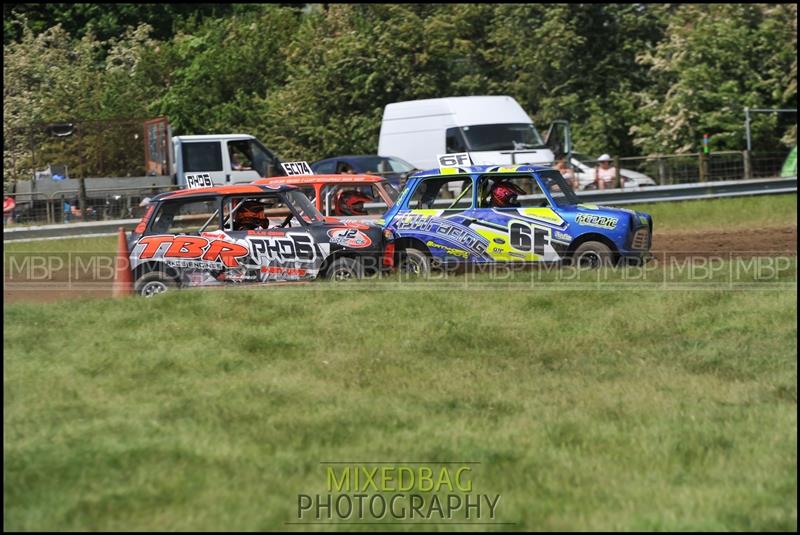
(409, 209), (443, 217)
(519, 207), (564, 225)
(495, 165), (522, 173)
(473, 227), (541, 262)
(426, 240), (470, 259)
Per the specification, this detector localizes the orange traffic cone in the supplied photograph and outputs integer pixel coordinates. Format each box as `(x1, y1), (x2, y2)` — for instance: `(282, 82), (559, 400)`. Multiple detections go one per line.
(113, 226), (134, 298)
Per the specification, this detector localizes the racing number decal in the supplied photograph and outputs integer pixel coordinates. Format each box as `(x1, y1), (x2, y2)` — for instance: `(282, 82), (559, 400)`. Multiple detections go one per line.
(509, 221), (549, 256)
(186, 173), (213, 189)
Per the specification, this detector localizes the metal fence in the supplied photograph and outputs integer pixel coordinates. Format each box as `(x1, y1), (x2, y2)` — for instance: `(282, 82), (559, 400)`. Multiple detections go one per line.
(4, 118), (170, 190)
(3, 148), (795, 227)
(613, 151), (788, 186)
(3, 184), (180, 227)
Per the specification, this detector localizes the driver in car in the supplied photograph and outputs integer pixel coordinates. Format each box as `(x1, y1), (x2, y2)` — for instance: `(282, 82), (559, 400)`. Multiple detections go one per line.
(233, 201), (271, 231)
(490, 180), (526, 208)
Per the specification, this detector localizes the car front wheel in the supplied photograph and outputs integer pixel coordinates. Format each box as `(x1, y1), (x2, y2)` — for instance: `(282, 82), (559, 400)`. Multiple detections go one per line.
(134, 271), (178, 297)
(572, 241), (614, 268)
(327, 257), (364, 281)
(397, 247), (431, 276)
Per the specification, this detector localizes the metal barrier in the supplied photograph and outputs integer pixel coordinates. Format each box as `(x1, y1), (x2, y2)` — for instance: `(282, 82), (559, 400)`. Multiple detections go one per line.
(3, 184), (180, 227)
(5, 176), (796, 242)
(615, 151), (788, 185)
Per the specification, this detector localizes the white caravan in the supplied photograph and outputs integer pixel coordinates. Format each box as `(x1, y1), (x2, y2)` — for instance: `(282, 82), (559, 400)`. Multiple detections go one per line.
(378, 96), (564, 171)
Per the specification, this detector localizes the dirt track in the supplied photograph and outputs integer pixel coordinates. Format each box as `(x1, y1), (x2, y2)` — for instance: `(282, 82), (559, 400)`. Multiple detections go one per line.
(4, 226), (796, 303)
(651, 225), (797, 260)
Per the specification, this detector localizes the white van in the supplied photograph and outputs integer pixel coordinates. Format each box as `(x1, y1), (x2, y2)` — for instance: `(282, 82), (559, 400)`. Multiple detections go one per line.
(378, 96), (560, 170)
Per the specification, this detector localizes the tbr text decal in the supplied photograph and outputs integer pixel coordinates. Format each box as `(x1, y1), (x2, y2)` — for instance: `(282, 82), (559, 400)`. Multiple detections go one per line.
(135, 235), (249, 268)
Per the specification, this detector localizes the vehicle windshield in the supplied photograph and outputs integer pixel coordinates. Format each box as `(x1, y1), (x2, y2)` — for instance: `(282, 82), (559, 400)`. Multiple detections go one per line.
(460, 123), (546, 152)
(381, 181), (400, 203)
(537, 170), (579, 207)
(285, 189), (324, 224)
(355, 156), (415, 174)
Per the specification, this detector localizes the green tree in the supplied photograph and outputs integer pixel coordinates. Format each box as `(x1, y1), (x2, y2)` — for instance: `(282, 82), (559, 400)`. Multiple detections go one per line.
(154, 5), (301, 138)
(632, 4), (796, 154)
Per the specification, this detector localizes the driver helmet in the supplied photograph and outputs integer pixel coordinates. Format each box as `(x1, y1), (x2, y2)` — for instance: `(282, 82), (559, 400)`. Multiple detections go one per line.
(490, 181), (525, 208)
(234, 200), (270, 230)
(335, 190), (373, 216)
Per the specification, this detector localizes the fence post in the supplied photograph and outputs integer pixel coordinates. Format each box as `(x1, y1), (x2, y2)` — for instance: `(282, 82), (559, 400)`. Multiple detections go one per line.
(614, 155), (621, 188)
(77, 125), (88, 220)
(742, 150), (752, 180)
(698, 152), (707, 182)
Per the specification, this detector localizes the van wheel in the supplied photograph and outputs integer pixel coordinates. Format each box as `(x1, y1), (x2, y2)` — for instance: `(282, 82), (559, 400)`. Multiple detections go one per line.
(397, 247), (430, 276)
(134, 271), (178, 297)
(573, 241), (614, 268)
(327, 257), (363, 281)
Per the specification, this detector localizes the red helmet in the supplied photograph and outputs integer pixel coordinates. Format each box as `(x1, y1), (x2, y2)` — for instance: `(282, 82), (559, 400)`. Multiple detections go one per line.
(234, 201), (270, 230)
(335, 190), (373, 216)
(490, 181), (525, 207)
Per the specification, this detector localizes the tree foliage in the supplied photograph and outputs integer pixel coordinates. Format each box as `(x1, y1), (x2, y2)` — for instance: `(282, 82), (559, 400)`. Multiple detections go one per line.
(4, 3), (797, 179)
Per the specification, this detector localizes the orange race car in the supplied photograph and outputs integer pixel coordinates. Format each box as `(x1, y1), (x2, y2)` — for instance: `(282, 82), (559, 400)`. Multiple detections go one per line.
(253, 174), (400, 221)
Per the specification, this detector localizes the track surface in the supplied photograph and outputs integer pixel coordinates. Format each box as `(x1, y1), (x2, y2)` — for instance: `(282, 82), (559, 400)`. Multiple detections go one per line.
(4, 225), (797, 303)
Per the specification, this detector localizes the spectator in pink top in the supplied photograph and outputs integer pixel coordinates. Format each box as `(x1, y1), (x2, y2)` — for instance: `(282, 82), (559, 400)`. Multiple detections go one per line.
(594, 154), (617, 190)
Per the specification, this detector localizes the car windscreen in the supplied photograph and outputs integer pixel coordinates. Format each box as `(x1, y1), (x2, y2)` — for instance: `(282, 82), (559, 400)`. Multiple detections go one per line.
(537, 169), (579, 207)
(460, 123), (545, 151)
(285, 189), (324, 224)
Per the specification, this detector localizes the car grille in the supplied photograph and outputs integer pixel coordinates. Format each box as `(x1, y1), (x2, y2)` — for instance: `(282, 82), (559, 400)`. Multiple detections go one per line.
(632, 227), (650, 250)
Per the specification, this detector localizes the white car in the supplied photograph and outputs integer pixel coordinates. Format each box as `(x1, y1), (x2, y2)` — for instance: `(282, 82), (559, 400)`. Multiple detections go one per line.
(570, 153), (657, 190)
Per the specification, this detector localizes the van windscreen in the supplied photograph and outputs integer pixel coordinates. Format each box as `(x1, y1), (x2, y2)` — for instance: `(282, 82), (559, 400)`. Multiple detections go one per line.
(460, 123), (545, 152)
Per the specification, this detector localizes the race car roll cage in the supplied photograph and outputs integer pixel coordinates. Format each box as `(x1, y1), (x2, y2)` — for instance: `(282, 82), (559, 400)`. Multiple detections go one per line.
(144, 190), (317, 236)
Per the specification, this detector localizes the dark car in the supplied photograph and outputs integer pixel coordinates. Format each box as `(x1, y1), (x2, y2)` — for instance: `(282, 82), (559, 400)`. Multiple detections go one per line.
(310, 155), (417, 188)
(127, 184), (394, 296)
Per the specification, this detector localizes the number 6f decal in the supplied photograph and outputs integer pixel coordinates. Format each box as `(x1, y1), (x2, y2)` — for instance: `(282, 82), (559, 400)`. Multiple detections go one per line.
(509, 221), (549, 256)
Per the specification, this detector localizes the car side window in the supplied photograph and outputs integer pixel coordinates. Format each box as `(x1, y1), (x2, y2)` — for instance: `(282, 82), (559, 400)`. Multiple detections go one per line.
(222, 195), (292, 231)
(407, 176), (473, 210)
(298, 186), (316, 203)
(477, 174), (544, 209)
(182, 142), (223, 173)
(315, 161), (336, 174)
(149, 199), (220, 235)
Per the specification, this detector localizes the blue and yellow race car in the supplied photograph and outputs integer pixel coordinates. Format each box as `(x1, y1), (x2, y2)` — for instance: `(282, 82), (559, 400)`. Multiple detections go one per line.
(382, 164), (653, 273)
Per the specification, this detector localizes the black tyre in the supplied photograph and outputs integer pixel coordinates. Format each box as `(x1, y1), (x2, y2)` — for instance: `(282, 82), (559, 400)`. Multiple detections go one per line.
(134, 271), (179, 297)
(397, 247), (431, 276)
(573, 241), (614, 268)
(327, 257), (364, 281)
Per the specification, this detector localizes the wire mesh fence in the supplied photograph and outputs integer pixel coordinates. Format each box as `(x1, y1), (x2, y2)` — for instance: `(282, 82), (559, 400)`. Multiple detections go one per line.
(4, 118), (170, 190)
(3, 185), (180, 227)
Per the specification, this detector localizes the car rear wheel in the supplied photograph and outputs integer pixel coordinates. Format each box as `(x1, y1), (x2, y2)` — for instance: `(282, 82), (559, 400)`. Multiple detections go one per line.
(135, 271), (178, 297)
(327, 257), (364, 281)
(397, 247), (430, 276)
(573, 241), (614, 268)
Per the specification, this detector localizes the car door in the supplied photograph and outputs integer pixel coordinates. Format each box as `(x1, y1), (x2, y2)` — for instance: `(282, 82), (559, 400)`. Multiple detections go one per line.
(393, 174), (492, 263)
(470, 174), (564, 263)
(221, 194), (322, 281)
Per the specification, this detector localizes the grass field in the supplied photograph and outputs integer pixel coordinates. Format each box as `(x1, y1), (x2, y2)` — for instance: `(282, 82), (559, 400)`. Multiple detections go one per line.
(4, 195), (798, 530)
